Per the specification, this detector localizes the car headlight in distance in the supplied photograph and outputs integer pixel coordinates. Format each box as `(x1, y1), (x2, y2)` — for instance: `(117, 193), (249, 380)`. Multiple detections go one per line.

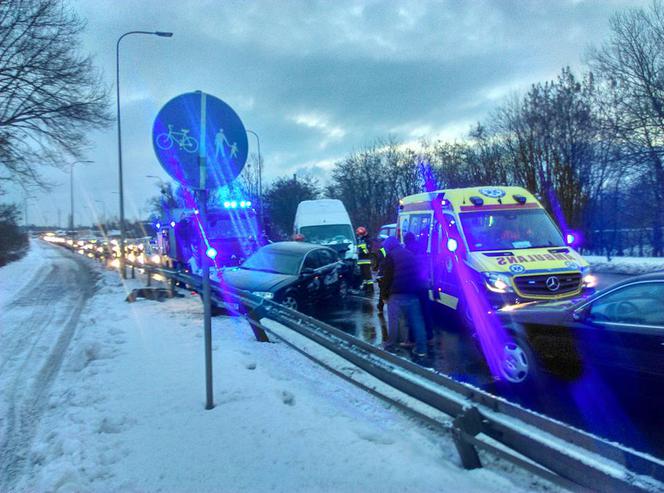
(484, 272), (512, 293)
(252, 291), (274, 299)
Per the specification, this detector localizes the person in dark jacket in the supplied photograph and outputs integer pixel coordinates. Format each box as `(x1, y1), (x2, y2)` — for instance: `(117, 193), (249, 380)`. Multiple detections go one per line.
(381, 236), (427, 359)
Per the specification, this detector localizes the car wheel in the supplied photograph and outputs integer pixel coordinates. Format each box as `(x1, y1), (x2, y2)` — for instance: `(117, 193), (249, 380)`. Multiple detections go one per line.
(281, 294), (299, 311)
(497, 337), (536, 385)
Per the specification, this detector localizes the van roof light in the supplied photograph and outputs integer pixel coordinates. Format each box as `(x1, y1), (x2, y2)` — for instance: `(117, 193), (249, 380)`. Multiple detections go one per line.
(469, 196), (484, 206)
(513, 194), (527, 204)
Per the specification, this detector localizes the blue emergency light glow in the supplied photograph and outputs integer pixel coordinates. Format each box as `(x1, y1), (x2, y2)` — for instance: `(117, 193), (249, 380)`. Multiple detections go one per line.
(170, 221), (176, 228)
(566, 233), (576, 245)
(156, 222), (161, 229)
(223, 199), (252, 209)
(447, 238), (459, 252)
(206, 247), (218, 259)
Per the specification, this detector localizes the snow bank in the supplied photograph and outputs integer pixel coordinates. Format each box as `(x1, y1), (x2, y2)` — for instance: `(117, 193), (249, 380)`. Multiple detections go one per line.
(0, 239), (47, 308)
(17, 259), (557, 492)
(585, 255), (664, 275)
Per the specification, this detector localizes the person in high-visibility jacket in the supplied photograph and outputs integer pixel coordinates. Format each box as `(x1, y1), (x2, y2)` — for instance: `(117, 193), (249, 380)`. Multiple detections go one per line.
(356, 226), (374, 293)
(372, 244), (387, 311)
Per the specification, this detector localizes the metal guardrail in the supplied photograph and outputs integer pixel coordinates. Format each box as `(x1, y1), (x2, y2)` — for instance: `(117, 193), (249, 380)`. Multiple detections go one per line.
(58, 242), (664, 492)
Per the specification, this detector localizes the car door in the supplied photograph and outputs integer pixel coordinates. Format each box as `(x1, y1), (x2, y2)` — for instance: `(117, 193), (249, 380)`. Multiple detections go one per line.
(316, 248), (340, 297)
(301, 250), (324, 302)
(576, 280), (664, 377)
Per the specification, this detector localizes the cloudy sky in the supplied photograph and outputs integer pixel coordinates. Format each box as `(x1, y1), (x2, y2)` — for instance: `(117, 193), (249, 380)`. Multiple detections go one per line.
(12, 0), (648, 226)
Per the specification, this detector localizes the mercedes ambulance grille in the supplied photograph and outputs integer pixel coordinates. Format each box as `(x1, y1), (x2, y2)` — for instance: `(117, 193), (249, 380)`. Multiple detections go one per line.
(513, 272), (582, 297)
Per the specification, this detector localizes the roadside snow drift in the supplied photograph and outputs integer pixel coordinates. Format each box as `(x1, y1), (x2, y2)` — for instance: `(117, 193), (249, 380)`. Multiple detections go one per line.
(5, 244), (555, 492)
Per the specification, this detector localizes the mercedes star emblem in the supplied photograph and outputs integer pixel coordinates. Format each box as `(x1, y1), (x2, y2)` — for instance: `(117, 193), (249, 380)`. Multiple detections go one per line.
(546, 276), (561, 292)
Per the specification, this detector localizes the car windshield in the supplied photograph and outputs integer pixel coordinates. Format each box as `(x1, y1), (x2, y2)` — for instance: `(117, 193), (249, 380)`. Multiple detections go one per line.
(299, 224), (354, 245)
(460, 209), (565, 252)
(240, 249), (303, 275)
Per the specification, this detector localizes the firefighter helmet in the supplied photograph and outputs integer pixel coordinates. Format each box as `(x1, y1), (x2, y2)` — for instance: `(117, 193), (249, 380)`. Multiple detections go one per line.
(293, 233), (305, 241)
(356, 226), (367, 236)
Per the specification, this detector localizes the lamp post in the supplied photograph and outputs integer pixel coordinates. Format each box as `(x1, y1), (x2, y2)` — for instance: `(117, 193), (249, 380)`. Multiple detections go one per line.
(116, 30), (173, 279)
(68, 160), (93, 236)
(246, 129), (263, 229)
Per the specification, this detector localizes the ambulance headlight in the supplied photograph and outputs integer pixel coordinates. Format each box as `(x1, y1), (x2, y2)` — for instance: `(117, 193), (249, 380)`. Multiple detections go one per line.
(252, 291), (274, 299)
(581, 267), (597, 289)
(484, 272), (512, 293)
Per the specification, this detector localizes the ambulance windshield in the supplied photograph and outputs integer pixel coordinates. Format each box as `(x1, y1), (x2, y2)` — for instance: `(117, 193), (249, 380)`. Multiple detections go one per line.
(460, 209), (565, 251)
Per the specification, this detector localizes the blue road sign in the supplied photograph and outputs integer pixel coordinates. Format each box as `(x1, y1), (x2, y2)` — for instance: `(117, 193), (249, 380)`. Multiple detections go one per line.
(152, 91), (248, 189)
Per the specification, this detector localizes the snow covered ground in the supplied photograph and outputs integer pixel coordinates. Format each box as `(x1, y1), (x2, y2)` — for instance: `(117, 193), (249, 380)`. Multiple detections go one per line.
(585, 255), (664, 275)
(2, 241), (558, 492)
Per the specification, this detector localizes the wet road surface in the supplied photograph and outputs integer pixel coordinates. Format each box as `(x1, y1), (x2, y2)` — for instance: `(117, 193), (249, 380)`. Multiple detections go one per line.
(308, 271), (664, 459)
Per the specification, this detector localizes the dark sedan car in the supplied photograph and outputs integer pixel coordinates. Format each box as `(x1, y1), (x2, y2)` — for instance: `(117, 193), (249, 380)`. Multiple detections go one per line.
(221, 241), (350, 311)
(498, 272), (664, 383)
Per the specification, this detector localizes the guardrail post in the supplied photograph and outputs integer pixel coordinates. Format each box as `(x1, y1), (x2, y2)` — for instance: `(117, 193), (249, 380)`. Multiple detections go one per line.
(245, 303), (270, 342)
(451, 407), (483, 470)
(131, 263), (135, 279)
(146, 266), (152, 287)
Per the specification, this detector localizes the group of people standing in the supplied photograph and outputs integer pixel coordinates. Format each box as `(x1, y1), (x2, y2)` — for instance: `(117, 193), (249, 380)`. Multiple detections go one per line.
(355, 227), (430, 363)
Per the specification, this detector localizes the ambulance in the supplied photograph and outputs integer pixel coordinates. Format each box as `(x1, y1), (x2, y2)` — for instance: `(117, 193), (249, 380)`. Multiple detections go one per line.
(398, 186), (595, 316)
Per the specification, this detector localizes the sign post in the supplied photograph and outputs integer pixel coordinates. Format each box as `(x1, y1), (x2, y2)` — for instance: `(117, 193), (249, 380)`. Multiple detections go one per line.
(152, 90), (248, 410)
(197, 92), (214, 410)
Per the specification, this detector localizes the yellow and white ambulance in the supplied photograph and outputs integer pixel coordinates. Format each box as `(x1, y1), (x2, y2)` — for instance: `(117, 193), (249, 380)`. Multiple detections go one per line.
(398, 186), (595, 315)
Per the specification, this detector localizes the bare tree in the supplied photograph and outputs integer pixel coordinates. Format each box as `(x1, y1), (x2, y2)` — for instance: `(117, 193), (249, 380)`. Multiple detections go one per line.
(264, 175), (320, 238)
(0, 0), (110, 191)
(588, 0), (664, 255)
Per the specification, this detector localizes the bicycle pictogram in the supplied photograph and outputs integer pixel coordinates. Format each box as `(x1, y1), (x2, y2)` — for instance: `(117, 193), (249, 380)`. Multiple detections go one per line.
(156, 124), (199, 153)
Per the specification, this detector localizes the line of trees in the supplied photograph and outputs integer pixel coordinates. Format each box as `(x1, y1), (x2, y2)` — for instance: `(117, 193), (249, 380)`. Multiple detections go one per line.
(0, 0), (110, 264)
(264, 1), (664, 257)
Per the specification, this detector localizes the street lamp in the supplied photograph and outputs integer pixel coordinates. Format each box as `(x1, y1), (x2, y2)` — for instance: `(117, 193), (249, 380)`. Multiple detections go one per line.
(146, 174), (166, 187)
(246, 129), (263, 229)
(116, 30), (173, 279)
(68, 160), (93, 236)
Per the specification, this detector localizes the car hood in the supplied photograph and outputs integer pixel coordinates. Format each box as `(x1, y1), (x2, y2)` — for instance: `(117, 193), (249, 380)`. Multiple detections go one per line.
(221, 267), (297, 293)
(497, 299), (577, 325)
(469, 247), (589, 275)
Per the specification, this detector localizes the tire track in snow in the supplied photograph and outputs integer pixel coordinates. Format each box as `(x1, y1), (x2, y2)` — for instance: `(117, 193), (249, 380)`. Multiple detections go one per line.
(0, 245), (96, 490)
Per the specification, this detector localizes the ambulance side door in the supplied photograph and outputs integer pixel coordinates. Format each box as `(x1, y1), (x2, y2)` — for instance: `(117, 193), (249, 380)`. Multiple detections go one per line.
(435, 213), (463, 309)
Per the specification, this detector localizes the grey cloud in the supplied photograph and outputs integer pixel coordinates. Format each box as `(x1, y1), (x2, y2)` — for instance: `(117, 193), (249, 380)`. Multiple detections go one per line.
(10, 0), (650, 225)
